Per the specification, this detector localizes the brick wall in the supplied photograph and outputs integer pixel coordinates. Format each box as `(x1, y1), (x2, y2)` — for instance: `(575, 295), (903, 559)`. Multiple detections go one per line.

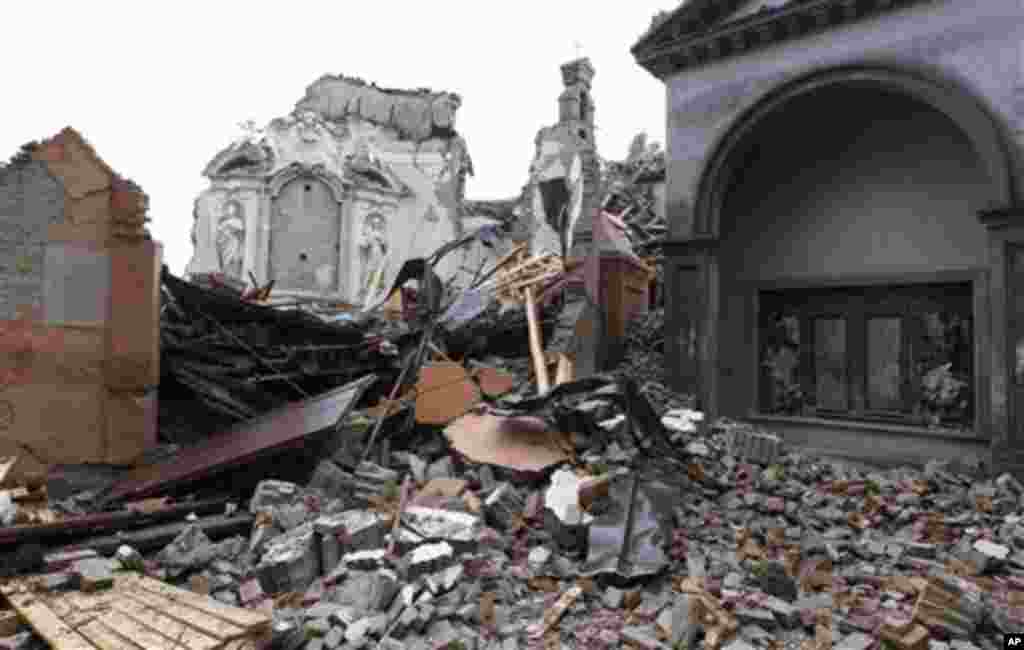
(0, 161), (65, 319)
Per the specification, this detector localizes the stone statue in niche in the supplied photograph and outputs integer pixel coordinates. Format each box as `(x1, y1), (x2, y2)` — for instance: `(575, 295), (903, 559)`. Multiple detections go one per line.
(215, 201), (245, 278)
(358, 212), (389, 303)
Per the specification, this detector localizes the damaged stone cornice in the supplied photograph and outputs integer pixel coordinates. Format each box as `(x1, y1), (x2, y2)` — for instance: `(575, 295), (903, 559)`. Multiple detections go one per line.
(633, 0), (934, 79)
(349, 190), (400, 212)
(294, 73), (464, 143)
(303, 72), (462, 105)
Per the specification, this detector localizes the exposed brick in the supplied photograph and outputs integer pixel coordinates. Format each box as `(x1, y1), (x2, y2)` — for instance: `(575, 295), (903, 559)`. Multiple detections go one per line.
(32, 128), (113, 199)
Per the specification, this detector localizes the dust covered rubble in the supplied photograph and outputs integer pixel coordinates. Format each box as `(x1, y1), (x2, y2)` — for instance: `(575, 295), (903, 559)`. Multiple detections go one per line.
(113, 409), (1024, 650)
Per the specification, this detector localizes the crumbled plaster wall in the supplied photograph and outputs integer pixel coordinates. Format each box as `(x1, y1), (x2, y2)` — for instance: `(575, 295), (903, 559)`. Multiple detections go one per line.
(0, 161), (65, 319)
(0, 128), (160, 465)
(524, 59), (602, 257)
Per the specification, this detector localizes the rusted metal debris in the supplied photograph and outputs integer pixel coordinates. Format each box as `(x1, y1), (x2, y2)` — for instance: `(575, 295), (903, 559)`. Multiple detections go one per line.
(159, 268), (399, 442)
(103, 374), (375, 504)
(0, 497), (230, 548)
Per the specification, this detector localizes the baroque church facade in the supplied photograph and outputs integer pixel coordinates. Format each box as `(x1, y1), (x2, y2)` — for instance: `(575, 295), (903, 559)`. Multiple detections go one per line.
(186, 75), (473, 306)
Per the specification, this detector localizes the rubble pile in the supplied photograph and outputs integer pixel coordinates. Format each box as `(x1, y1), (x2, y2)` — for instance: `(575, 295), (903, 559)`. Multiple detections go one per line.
(0, 200), (1020, 650)
(613, 307), (694, 415)
(158, 268), (406, 443)
(4, 372), (1022, 650)
(600, 133), (667, 258)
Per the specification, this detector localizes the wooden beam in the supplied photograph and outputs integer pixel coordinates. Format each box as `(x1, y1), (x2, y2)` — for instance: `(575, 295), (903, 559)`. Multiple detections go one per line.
(525, 286), (551, 395)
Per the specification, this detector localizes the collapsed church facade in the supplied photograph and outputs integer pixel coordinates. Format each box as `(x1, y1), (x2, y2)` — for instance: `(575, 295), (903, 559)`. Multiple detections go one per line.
(633, 0), (1024, 472)
(187, 60), (606, 309)
(187, 76), (474, 307)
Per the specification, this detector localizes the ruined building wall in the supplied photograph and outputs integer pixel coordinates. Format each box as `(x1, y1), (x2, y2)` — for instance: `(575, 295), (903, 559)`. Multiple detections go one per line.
(525, 58), (602, 257)
(0, 128), (162, 465)
(189, 75), (474, 307)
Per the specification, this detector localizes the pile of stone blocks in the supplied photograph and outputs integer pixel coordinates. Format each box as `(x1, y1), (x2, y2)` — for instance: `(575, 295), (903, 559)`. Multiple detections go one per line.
(725, 426), (783, 465)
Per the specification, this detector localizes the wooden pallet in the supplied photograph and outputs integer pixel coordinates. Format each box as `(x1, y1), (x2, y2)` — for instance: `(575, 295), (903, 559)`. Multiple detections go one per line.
(0, 573), (270, 650)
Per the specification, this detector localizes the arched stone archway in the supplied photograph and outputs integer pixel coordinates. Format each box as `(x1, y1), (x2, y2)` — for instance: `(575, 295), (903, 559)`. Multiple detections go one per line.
(693, 64), (1016, 238)
(672, 63), (1022, 469)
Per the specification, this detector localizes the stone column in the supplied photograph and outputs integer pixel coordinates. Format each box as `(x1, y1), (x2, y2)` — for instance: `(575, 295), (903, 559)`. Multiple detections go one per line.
(340, 200), (355, 303)
(242, 190), (260, 286)
(663, 237), (719, 418)
(979, 208), (1024, 478)
(260, 192), (272, 286)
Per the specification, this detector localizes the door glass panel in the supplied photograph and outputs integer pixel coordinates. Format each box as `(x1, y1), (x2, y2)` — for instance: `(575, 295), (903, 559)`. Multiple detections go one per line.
(814, 318), (847, 411)
(867, 317), (902, 410)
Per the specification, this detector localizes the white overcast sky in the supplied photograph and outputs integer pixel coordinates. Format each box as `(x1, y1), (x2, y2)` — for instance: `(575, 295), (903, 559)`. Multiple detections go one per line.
(3, 1), (674, 274)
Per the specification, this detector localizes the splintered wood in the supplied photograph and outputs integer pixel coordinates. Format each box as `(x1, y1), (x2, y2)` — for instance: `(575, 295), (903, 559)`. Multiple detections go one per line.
(486, 248), (564, 304)
(0, 573), (270, 650)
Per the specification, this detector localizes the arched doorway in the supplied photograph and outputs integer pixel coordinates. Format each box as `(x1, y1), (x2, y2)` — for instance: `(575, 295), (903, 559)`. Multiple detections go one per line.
(270, 176), (341, 293)
(687, 66), (1016, 463)
(695, 66), (1015, 236)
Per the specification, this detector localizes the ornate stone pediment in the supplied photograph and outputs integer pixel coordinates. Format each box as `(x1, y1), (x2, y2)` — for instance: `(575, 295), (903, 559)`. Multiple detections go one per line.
(262, 111), (348, 177)
(344, 148), (411, 197)
(203, 141), (274, 178)
(265, 158), (410, 203)
(267, 162), (347, 203)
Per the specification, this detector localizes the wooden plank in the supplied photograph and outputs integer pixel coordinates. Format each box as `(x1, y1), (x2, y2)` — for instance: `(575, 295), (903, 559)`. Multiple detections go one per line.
(0, 609), (21, 636)
(107, 600), (220, 650)
(46, 597), (75, 618)
(97, 609), (196, 650)
(3, 590), (98, 650)
(104, 375), (373, 502)
(0, 457), (18, 486)
(63, 591), (120, 612)
(525, 286), (550, 395)
(66, 610), (98, 629)
(127, 575), (270, 630)
(121, 588), (247, 641)
(63, 513), (254, 556)
(76, 619), (142, 650)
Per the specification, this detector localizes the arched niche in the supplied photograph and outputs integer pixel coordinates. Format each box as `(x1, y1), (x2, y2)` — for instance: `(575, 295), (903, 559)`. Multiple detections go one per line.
(267, 166), (345, 293)
(693, 63), (1017, 238)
